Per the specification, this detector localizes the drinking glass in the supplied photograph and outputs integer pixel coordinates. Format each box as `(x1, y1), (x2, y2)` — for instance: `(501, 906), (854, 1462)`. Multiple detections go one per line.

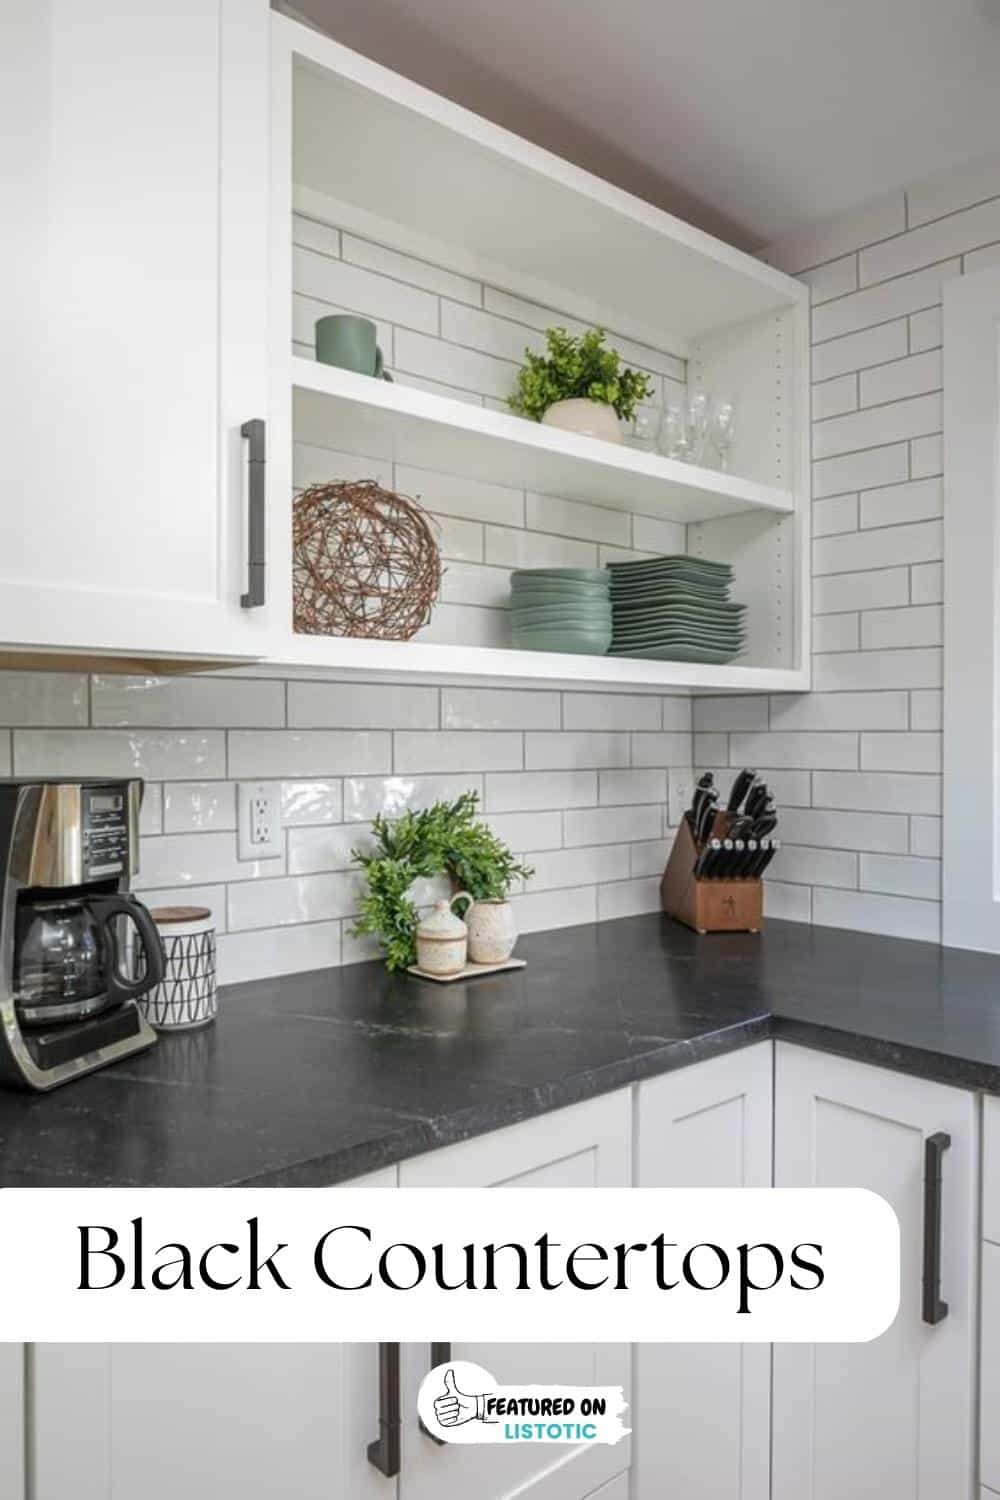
(659, 399), (689, 460)
(628, 406), (661, 452)
(711, 399), (736, 472)
(685, 390), (710, 466)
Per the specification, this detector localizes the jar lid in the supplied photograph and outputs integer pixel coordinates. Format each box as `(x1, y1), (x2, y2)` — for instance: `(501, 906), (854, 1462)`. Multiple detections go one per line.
(416, 894), (470, 940)
(150, 906), (212, 925)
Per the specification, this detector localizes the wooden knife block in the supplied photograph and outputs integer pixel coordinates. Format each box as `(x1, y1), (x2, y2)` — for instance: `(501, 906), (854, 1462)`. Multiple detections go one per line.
(660, 813), (763, 935)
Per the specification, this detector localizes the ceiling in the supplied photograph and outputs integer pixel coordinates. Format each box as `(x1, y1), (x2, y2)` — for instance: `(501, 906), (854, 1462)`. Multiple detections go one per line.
(283, 0), (1000, 251)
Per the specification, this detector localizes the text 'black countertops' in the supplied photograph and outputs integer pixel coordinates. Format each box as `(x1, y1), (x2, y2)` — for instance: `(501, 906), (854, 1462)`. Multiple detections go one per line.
(4, 914), (1000, 1187)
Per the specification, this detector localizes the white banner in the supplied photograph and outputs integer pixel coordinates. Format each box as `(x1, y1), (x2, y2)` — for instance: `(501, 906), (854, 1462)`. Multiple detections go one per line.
(0, 1187), (899, 1343)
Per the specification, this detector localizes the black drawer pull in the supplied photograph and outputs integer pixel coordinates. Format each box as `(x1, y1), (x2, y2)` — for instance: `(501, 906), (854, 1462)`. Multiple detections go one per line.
(367, 1342), (401, 1476)
(922, 1131), (951, 1325)
(240, 417), (266, 609)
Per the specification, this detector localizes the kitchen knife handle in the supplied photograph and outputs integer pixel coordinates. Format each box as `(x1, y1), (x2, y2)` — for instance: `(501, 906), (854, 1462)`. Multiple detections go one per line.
(240, 418), (267, 609)
(922, 1132), (951, 1325)
(420, 1343), (452, 1445)
(367, 1343), (402, 1476)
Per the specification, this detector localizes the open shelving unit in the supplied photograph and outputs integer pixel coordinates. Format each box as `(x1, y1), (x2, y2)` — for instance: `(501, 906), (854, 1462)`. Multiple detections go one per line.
(266, 16), (811, 694)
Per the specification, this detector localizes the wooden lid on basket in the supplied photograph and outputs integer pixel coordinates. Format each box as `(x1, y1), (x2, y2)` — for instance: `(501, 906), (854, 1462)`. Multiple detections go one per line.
(150, 906), (212, 924)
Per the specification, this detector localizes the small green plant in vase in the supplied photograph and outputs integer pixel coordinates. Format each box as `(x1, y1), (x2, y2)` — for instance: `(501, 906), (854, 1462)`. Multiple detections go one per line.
(351, 792), (533, 971)
(508, 326), (654, 445)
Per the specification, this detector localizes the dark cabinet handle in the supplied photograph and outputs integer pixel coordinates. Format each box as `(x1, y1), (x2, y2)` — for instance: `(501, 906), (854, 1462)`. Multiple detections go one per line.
(421, 1343), (452, 1446)
(367, 1343), (401, 1477)
(240, 418), (266, 609)
(922, 1131), (951, 1325)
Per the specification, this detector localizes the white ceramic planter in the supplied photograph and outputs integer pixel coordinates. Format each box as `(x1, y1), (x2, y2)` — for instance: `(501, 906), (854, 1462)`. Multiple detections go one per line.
(416, 893), (470, 975)
(466, 899), (518, 964)
(541, 398), (622, 445)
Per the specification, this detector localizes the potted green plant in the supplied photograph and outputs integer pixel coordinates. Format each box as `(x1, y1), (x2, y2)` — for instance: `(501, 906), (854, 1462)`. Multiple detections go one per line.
(351, 792), (533, 972)
(508, 326), (654, 445)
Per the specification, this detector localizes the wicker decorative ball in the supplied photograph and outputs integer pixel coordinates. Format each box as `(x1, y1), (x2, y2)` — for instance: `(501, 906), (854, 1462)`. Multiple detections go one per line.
(293, 479), (441, 640)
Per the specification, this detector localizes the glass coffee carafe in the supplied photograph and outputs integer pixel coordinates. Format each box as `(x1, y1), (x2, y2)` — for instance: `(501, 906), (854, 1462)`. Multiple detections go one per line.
(13, 891), (165, 1027)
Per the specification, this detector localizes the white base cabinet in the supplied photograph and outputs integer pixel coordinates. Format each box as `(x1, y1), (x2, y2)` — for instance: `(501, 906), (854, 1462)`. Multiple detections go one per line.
(0, 1345), (23, 1499)
(634, 1042), (773, 1500)
(773, 1043), (978, 1500)
(398, 1092), (632, 1500)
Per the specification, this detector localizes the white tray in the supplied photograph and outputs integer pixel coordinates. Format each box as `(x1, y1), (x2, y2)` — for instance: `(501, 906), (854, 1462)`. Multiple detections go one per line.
(406, 957), (526, 984)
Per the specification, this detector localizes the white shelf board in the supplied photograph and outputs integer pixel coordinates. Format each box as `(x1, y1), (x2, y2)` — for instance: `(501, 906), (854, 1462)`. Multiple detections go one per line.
(266, 629), (809, 695)
(284, 19), (805, 350)
(292, 360), (795, 526)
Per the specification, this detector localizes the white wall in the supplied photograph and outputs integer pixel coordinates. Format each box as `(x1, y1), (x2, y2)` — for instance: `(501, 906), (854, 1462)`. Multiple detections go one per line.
(706, 153), (1000, 943)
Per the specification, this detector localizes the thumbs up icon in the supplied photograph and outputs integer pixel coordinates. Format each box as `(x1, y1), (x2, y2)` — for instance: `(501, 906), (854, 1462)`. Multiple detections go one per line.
(433, 1368), (478, 1427)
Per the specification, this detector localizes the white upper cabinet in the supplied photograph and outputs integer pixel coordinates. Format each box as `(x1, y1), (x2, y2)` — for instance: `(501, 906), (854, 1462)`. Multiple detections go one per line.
(0, 0), (272, 664)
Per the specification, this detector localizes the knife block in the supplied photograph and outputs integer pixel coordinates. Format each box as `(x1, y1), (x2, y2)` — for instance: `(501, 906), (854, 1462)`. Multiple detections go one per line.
(660, 813), (763, 935)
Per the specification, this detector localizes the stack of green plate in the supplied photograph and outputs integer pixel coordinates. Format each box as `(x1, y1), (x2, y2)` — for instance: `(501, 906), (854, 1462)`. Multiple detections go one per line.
(510, 568), (612, 655)
(607, 555), (746, 663)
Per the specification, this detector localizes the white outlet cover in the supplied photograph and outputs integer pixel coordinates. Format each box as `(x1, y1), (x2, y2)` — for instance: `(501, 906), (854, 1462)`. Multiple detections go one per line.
(668, 772), (694, 829)
(238, 780), (283, 861)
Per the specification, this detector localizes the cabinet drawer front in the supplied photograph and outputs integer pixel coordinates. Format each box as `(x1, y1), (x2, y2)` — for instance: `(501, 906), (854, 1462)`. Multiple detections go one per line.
(985, 1096), (1000, 1245)
(983, 1244), (1000, 1491)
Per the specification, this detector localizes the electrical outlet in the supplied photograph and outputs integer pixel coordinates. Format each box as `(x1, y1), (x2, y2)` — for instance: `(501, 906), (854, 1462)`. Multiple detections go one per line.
(238, 781), (282, 861)
(668, 772), (694, 830)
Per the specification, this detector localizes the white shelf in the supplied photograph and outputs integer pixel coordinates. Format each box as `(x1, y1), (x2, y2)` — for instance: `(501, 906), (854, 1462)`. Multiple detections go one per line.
(292, 359), (795, 526)
(266, 629), (809, 694)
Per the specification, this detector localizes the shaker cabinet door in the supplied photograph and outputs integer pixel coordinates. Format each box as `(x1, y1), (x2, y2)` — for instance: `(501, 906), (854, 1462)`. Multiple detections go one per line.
(0, 0), (272, 663)
(0, 1344), (24, 1500)
(772, 1043), (978, 1500)
(633, 1043), (773, 1500)
(29, 1344), (388, 1500)
(397, 1092), (632, 1500)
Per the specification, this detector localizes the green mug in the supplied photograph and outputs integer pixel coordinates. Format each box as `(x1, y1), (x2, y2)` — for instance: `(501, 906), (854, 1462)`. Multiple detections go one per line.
(314, 314), (392, 380)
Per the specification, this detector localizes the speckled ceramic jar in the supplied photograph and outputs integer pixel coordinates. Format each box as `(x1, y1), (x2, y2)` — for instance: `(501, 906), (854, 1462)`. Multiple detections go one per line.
(466, 898), (518, 964)
(415, 893), (471, 976)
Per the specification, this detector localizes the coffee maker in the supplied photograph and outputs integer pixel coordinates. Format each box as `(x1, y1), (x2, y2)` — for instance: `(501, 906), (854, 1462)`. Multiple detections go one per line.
(0, 778), (163, 1090)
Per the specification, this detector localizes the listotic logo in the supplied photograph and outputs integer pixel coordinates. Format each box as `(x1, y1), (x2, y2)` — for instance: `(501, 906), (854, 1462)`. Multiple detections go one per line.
(417, 1360), (630, 1446)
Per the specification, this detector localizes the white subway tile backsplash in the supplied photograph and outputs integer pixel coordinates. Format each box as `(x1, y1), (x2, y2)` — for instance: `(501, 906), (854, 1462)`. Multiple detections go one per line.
(813, 648), (941, 692)
(631, 732), (693, 766)
(163, 782), (236, 834)
(288, 823), (368, 875)
(345, 773), (482, 822)
(509, 884), (597, 934)
(812, 375), (858, 422)
(801, 254), (859, 303)
(433, 514), (484, 562)
(417, 602), (509, 648)
(911, 562), (943, 605)
(813, 886), (941, 943)
(762, 880), (812, 923)
(813, 520), (942, 575)
(528, 844), (630, 892)
(812, 770), (941, 815)
(811, 259), (960, 342)
(441, 299), (544, 363)
(14, 729), (225, 780)
(909, 307), (943, 353)
(92, 675), (283, 729)
(910, 691), (943, 732)
(395, 730), (522, 774)
(288, 682), (437, 730)
(564, 804), (663, 847)
(764, 191), (905, 276)
(812, 393), (941, 461)
(859, 351), (942, 408)
(811, 320), (909, 383)
(281, 780), (343, 827)
(693, 696), (769, 731)
(860, 198), (1000, 284)
(227, 870), (363, 931)
(693, 732), (728, 766)
(134, 832), (283, 891)
(395, 327), (516, 400)
(631, 513), (687, 554)
(443, 688), (559, 730)
(217, 921), (342, 986)
(597, 876), (661, 921)
(812, 443), (908, 499)
(813, 568), (909, 614)
(562, 693), (661, 731)
(485, 810), (563, 851)
(730, 731), (858, 770)
(963, 241), (1000, 273)
(525, 491), (630, 546)
(770, 845), (858, 889)
(525, 732), (629, 770)
(484, 526), (597, 570)
(341, 232), (481, 304)
(769, 691), (908, 731)
(661, 697), (694, 731)
(396, 464), (526, 527)
(599, 769), (666, 805)
(859, 477), (942, 530)
(910, 434), (943, 478)
(292, 214), (341, 257)
(910, 815), (942, 858)
(293, 245), (437, 333)
(438, 562), (513, 609)
(861, 605), (941, 650)
(139, 784), (163, 836)
(486, 770), (595, 812)
(860, 852), (941, 900)
(0, 672), (87, 726)
(860, 732), (942, 773)
(780, 807), (909, 854)
(630, 839), (670, 877)
(812, 613), (859, 653)
(229, 731), (391, 779)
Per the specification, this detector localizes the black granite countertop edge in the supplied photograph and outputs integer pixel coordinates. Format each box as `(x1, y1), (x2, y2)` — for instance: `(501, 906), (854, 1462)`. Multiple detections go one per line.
(233, 1014), (774, 1186)
(771, 1015), (1000, 1096)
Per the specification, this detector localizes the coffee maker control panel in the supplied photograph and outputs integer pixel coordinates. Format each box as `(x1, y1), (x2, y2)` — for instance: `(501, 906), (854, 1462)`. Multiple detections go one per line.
(81, 785), (129, 880)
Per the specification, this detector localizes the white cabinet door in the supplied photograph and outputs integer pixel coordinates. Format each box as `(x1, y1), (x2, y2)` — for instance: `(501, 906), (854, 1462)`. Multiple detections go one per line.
(773, 1043), (978, 1500)
(398, 1092), (631, 1500)
(982, 1243), (1000, 1493)
(0, 1345), (24, 1500)
(0, 0), (272, 663)
(633, 1043), (772, 1500)
(30, 1344), (390, 1500)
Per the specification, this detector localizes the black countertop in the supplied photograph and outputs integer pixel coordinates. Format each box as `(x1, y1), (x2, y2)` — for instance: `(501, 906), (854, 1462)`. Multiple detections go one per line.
(4, 914), (1000, 1188)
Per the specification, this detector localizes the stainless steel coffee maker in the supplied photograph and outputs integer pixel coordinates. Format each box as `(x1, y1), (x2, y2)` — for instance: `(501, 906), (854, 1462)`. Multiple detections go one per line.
(0, 779), (163, 1089)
